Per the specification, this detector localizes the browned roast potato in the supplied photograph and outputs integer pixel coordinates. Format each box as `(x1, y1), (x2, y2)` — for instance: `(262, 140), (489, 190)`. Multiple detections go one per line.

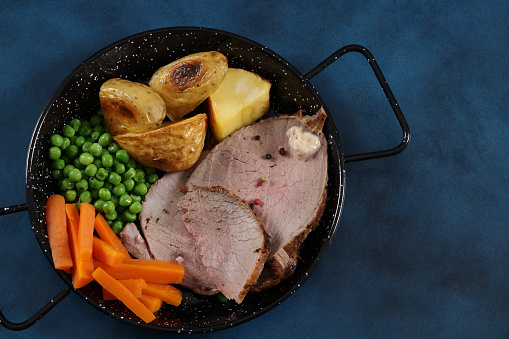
(99, 78), (166, 136)
(113, 113), (208, 172)
(149, 51), (228, 122)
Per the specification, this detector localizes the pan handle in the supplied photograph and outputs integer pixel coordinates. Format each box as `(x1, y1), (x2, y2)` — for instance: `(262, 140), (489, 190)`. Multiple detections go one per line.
(0, 204), (72, 331)
(303, 44), (410, 163)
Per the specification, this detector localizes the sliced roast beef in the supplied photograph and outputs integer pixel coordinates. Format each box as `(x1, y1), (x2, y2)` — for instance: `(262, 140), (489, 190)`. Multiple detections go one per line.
(184, 109), (328, 290)
(139, 166), (218, 295)
(178, 185), (270, 303)
(119, 223), (153, 260)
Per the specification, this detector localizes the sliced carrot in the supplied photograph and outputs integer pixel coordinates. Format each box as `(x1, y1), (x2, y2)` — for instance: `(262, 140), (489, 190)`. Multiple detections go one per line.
(93, 258), (184, 284)
(46, 194), (73, 271)
(92, 267), (156, 323)
(66, 204), (94, 289)
(93, 236), (125, 267)
(102, 278), (147, 300)
(138, 294), (163, 313)
(94, 213), (131, 258)
(77, 202), (95, 261)
(143, 282), (182, 307)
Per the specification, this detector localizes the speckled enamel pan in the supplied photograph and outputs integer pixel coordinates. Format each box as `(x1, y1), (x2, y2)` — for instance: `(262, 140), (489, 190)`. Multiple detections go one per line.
(0, 27), (409, 333)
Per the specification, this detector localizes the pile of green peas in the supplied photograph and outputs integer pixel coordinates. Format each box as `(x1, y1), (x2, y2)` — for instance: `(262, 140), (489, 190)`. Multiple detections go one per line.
(48, 109), (159, 234)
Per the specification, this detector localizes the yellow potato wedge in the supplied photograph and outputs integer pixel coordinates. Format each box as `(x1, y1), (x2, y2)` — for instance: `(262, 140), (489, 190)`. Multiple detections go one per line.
(113, 113), (208, 172)
(149, 51), (228, 122)
(99, 78), (166, 136)
(206, 68), (271, 142)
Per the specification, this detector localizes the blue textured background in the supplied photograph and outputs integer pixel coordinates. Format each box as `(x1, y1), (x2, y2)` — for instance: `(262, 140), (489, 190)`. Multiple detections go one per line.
(1, 1), (508, 338)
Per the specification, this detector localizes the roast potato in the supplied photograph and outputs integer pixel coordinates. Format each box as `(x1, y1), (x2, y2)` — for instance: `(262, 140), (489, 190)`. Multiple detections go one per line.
(149, 51), (228, 122)
(113, 113), (208, 172)
(99, 78), (166, 136)
(207, 68), (271, 142)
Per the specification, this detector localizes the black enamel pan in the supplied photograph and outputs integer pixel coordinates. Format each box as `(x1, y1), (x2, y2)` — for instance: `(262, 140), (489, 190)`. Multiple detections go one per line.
(0, 27), (409, 333)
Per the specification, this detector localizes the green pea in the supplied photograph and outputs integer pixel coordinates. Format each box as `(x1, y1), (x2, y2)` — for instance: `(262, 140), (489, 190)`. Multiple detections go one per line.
(50, 134), (64, 147)
(90, 177), (104, 190)
(93, 125), (105, 134)
(63, 164), (74, 177)
(134, 177), (145, 185)
(68, 168), (82, 182)
(69, 119), (81, 132)
(115, 163), (126, 175)
(78, 125), (92, 137)
(76, 179), (88, 192)
(65, 190), (77, 202)
(123, 167), (136, 180)
(216, 293), (229, 303)
(133, 183), (148, 196)
(125, 158), (137, 170)
(79, 191), (92, 203)
(121, 210), (137, 223)
(130, 194), (141, 203)
(72, 158), (84, 170)
(109, 195), (119, 207)
(115, 150), (130, 164)
(90, 143), (103, 157)
(52, 159), (66, 170)
(103, 182), (113, 192)
(69, 135), (77, 146)
(107, 142), (120, 154)
(103, 200), (115, 214)
(118, 193), (132, 207)
(60, 156), (70, 164)
(129, 201), (142, 214)
(79, 153), (94, 166)
(84, 164), (98, 177)
(90, 114), (103, 127)
(93, 158), (103, 169)
(102, 154), (113, 168)
(123, 178), (135, 191)
(61, 178), (74, 190)
(133, 169), (145, 182)
(112, 183), (126, 197)
(90, 131), (100, 142)
(98, 133), (112, 147)
(144, 166), (156, 175)
(61, 137), (71, 151)
(147, 173), (159, 184)
(48, 147), (61, 160)
(62, 125), (75, 138)
(65, 145), (79, 159)
(75, 136), (86, 148)
(111, 221), (124, 234)
(104, 210), (118, 221)
(99, 188), (112, 201)
(52, 169), (63, 180)
(96, 167), (109, 181)
(108, 172), (122, 185)
(93, 199), (105, 212)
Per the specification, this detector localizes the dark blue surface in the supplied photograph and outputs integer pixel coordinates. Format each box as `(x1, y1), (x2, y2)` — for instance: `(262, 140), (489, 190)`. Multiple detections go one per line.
(1, 1), (508, 338)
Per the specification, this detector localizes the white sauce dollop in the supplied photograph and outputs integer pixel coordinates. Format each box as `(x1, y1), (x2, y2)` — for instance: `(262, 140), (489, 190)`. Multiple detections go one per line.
(286, 126), (321, 160)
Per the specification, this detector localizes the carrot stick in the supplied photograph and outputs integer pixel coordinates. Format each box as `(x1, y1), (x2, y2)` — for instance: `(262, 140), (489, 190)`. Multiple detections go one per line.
(143, 282), (182, 307)
(92, 267), (156, 323)
(93, 258), (184, 284)
(46, 194), (73, 271)
(102, 278), (147, 300)
(138, 294), (163, 313)
(77, 202), (95, 261)
(93, 236), (125, 267)
(66, 204), (94, 289)
(94, 213), (131, 258)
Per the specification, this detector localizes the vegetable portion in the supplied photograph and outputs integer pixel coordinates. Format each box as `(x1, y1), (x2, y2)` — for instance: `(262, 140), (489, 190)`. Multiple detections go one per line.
(46, 194), (73, 272)
(92, 236), (125, 267)
(93, 258), (184, 284)
(77, 202), (95, 261)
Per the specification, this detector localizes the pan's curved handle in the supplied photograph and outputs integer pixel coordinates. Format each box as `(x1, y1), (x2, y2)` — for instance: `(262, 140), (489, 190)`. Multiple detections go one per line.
(0, 204), (72, 331)
(303, 44), (410, 163)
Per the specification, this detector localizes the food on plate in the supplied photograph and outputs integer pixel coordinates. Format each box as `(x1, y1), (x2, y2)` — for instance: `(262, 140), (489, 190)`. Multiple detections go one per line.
(48, 112), (160, 233)
(102, 278), (147, 300)
(99, 78), (166, 136)
(121, 154), (219, 295)
(77, 202), (95, 261)
(184, 108), (328, 291)
(206, 68), (271, 142)
(92, 236), (126, 267)
(46, 194), (73, 272)
(92, 267), (156, 323)
(149, 51), (228, 122)
(178, 185), (270, 304)
(113, 113), (208, 172)
(142, 282), (183, 307)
